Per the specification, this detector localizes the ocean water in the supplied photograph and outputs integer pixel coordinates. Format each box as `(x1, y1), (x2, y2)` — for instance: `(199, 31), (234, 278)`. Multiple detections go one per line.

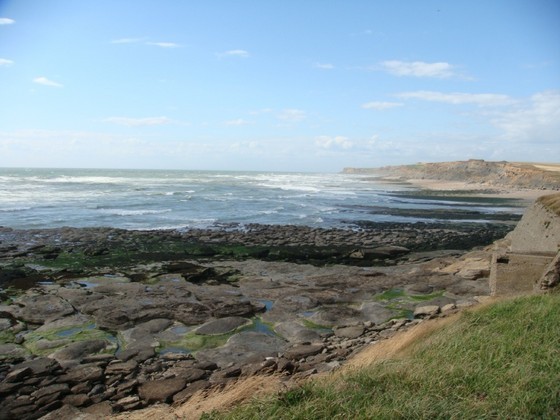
(0, 168), (520, 230)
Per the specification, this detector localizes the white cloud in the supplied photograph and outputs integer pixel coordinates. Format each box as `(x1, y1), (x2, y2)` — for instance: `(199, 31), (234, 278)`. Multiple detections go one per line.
(314, 63), (334, 70)
(218, 49), (250, 58)
(381, 60), (456, 78)
(277, 109), (306, 122)
(33, 77), (63, 88)
(224, 118), (252, 126)
(362, 101), (403, 110)
(315, 135), (354, 150)
(0, 58), (14, 67)
(104, 116), (173, 126)
(0, 18), (15, 25)
(110, 37), (143, 44)
(489, 90), (560, 142)
(146, 42), (181, 48)
(397, 90), (515, 107)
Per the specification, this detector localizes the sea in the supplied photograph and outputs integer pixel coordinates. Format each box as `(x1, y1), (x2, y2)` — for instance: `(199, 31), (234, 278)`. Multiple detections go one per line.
(0, 168), (522, 231)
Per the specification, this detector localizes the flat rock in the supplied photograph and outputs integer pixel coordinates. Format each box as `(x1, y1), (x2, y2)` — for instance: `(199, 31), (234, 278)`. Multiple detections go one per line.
(195, 316), (250, 335)
(31, 383), (70, 400)
(172, 380), (209, 403)
(11, 294), (75, 324)
(50, 340), (109, 366)
(138, 377), (187, 403)
(274, 321), (323, 343)
(284, 344), (324, 360)
(0, 343), (29, 361)
(128, 318), (174, 340)
(15, 357), (60, 375)
(196, 331), (287, 368)
(59, 364), (104, 384)
(105, 359), (138, 375)
(4, 366), (32, 382)
(334, 325), (364, 339)
(168, 367), (206, 383)
(439, 256), (490, 280)
(35, 313), (93, 333)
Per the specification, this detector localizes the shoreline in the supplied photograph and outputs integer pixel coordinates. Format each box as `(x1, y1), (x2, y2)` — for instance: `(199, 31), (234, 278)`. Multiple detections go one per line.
(0, 180), (544, 419)
(391, 177), (553, 202)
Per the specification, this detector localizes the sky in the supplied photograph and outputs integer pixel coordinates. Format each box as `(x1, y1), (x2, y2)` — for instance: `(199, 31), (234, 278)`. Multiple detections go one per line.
(0, 0), (559, 172)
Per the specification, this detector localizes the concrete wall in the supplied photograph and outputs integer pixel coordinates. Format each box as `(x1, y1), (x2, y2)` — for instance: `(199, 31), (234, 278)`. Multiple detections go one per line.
(490, 193), (560, 296)
(490, 252), (555, 296)
(506, 194), (560, 254)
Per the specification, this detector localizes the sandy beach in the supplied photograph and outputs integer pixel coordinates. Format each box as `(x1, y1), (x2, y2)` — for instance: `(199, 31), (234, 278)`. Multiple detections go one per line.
(403, 178), (553, 202)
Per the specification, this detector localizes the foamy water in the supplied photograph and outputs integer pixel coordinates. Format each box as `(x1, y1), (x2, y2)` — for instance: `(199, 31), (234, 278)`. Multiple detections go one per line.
(0, 168), (520, 230)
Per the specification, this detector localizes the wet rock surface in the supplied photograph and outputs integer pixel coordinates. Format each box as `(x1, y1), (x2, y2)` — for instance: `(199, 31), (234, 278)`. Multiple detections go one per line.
(0, 223), (500, 418)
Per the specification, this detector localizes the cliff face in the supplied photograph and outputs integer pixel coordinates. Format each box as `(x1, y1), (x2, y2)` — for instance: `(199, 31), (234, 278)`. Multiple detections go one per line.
(490, 192), (560, 295)
(344, 160), (560, 190)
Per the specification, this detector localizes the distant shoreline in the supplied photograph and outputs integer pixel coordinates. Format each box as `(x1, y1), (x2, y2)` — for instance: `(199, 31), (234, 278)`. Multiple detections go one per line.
(399, 178), (549, 202)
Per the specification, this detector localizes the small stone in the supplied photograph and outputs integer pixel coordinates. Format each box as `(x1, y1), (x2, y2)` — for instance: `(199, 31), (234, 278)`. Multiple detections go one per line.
(138, 377), (186, 403)
(31, 383), (69, 400)
(83, 401), (113, 416)
(63, 393), (91, 407)
(334, 326), (364, 339)
(172, 380), (210, 403)
(115, 395), (142, 411)
(105, 359), (138, 375)
(88, 383), (106, 396)
(59, 364), (104, 384)
(441, 303), (457, 312)
(413, 305), (440, 318)
(4, 367), (32, 382)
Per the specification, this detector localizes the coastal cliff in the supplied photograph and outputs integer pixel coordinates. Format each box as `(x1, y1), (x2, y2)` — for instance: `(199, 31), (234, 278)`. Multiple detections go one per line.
(344, 160), (560, 190)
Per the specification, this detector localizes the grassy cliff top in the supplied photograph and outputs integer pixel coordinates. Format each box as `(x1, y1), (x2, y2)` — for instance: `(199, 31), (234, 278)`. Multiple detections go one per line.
(203, 293), (560, 419)
(538, 193), (560, 217)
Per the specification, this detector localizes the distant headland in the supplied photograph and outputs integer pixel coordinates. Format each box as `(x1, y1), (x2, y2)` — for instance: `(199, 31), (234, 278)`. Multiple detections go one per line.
(343, 159), (560, 191)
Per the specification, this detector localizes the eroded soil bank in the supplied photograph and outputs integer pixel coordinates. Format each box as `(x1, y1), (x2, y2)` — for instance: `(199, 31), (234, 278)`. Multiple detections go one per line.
(0, 218), (512, 419)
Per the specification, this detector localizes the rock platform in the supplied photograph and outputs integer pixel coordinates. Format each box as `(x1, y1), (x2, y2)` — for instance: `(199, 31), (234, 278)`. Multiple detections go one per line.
(0, 222), (507, 418)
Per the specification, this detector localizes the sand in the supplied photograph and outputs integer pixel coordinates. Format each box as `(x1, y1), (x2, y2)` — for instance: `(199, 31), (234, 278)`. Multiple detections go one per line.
(404, 178), (552, 202)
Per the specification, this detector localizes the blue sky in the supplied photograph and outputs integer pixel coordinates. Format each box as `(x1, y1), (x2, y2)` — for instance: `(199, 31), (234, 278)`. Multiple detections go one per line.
(0, 0), (558, 172)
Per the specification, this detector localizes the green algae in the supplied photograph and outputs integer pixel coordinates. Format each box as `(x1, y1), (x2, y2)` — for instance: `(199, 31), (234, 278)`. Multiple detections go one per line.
(373, 288), (445, 320)
(301, 318), (333, 331)
(23, 323), (115, 356)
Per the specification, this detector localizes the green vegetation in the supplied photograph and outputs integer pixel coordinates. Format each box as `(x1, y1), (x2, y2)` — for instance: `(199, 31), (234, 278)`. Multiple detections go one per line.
(23, 323), (115, 355)
(301, 318), (333, 331)
(373, 288), (444, 320)
(538, 193), (560, 217)
(202, 293), (560, 419)
(0, 329), (16, 344)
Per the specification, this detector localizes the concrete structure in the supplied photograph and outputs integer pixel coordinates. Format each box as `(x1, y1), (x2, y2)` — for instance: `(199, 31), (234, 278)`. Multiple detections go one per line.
(490, 193), (560, 296)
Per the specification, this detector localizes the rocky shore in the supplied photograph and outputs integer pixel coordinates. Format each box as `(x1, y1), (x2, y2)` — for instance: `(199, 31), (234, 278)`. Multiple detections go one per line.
(0, 217), (517, 419)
